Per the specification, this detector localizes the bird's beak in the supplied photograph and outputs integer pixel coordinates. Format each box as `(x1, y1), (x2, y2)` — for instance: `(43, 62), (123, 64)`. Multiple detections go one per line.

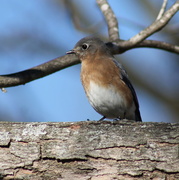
(66, 50), (75, 54)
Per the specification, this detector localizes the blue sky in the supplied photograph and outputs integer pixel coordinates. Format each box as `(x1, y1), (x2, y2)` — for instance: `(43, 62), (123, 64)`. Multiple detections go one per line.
(0, 0), (178, 122)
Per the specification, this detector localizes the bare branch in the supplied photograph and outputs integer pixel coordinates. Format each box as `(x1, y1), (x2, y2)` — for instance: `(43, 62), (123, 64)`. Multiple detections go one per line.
(1, 38), (178, 88)
(135, 40), (179, 53)
(96, 0), (119, 41)
(120, 1), (179, 47)
(0, 1), (178, 88)
(109, 40), (179, 54)
(156, 0), (168, 20)
(65, 0), (100, 34)
(0, 55), (79, 88)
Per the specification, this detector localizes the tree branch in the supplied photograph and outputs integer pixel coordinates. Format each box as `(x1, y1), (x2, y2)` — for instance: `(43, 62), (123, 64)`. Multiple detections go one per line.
(96, 0), (119, 41)
(0, 121), (179, 179)
(156, 0), (168, 20)
(65, 0), (100, 34)
(0, 1), (178, 88)
(0, 55), (79, 88)
(106, 40), (179, 54)
(119, 1), (179, 47)
(135, 39), (179, 52)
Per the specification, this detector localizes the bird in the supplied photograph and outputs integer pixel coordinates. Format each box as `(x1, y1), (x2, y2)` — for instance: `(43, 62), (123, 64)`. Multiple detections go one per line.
(66, 36), (142, 122)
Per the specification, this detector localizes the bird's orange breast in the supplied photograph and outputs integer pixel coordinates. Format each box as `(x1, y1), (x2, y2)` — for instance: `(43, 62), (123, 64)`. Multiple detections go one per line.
(80, 52), (133, 109)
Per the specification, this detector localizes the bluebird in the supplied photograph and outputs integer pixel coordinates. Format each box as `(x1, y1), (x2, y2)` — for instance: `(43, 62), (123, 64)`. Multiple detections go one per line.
(66, 37), (142, 122)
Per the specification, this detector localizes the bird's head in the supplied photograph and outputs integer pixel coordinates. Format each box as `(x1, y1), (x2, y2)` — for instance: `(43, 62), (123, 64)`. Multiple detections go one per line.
(66, 36), (109, 61)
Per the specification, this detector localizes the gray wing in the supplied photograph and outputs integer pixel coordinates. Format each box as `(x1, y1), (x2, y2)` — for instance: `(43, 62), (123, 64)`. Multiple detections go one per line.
(112, 59), (142, 122)
(112, 59), (128, 79)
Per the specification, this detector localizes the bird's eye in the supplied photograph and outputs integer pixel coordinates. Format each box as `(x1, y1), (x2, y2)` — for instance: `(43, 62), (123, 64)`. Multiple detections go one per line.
(81, 43), (89, 50)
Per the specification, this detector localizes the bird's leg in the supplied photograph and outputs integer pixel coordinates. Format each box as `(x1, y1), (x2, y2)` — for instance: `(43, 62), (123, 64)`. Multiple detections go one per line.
(99, 116), (106, 121)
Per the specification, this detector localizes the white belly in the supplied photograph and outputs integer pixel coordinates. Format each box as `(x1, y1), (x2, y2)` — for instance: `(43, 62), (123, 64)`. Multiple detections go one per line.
(86, 81), (128, 119)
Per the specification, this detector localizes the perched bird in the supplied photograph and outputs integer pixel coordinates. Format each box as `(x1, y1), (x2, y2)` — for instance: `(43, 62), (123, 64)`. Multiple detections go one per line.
(66, 37), (142, 122)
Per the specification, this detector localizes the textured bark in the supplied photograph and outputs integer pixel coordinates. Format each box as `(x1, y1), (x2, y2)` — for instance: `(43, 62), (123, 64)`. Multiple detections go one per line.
(0, 121), (178, 180)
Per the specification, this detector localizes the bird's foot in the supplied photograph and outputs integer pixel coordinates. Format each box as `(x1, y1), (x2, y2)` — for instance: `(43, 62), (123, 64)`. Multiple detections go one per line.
(113, 118), (121, 121)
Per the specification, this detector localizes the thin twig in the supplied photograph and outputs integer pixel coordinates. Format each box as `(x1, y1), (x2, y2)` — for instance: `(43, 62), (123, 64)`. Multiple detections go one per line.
(156, 0), (168, 20)
(65, 0), (101, 34)
(120, 1), (179, 47)
(96, 0), (119, 41)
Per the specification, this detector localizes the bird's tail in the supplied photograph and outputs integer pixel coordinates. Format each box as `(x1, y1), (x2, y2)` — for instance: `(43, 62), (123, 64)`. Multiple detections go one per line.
(135, 108), (142, 122)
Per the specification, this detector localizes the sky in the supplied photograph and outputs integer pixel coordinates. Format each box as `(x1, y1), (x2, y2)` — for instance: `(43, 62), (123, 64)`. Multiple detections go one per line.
(0, 0), (178, 123)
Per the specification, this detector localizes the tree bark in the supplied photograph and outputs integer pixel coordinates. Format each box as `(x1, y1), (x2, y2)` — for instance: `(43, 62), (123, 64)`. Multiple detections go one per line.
(0, 121), (178, 180)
